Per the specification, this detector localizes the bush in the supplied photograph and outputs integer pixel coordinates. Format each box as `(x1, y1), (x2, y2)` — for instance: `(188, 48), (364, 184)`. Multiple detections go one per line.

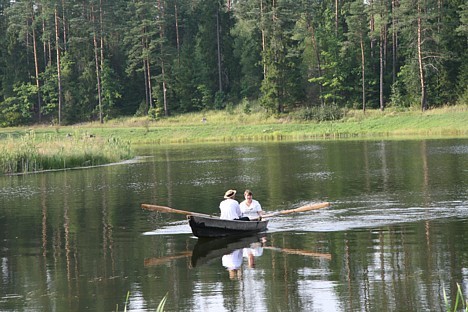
(295, 105), (345, 122)
(242, 98), (252, 114)
(148, 107), (163, 121)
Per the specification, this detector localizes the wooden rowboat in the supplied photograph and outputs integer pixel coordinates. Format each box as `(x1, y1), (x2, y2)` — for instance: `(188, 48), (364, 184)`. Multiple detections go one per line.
(141, 202), (330, 238)
(188, 215), (269, 238)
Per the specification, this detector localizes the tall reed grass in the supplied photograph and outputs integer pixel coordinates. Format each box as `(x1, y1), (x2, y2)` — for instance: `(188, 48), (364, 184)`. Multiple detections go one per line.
(0, 130), (133, 174)
(116, 291), (167, 312)
(444, 283), (468, 312)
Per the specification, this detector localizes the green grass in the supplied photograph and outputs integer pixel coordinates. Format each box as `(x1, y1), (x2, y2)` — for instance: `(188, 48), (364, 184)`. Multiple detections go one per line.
(86, 104), (467, 144)
(3, 105), (467, 145)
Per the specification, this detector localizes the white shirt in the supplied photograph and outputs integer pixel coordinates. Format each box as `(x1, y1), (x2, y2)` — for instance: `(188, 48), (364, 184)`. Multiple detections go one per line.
(219, 198), (241, 220)
(240, 199), (262, 218)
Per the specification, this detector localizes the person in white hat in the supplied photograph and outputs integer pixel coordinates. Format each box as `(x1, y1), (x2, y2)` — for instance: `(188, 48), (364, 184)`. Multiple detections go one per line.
(219, 189), (242, 220)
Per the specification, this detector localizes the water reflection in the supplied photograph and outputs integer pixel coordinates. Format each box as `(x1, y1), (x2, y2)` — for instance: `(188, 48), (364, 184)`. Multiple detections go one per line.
(1, 139), (467, 311)
(222, 249), (243, 279)
(190, 235), (266, 269)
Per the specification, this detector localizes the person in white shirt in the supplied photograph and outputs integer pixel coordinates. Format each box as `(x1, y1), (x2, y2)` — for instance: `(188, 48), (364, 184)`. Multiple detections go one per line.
(219, 189), (242, 220)
(240, 189), (263, 220)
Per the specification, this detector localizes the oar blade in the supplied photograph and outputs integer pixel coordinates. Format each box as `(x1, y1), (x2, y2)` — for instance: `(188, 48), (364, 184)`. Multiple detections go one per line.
(291, 202), (330, 213)
(262, 201), (330, 218)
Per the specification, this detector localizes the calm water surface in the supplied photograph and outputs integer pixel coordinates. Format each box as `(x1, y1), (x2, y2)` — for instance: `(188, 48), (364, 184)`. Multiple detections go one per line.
(1, 139), (467, 311)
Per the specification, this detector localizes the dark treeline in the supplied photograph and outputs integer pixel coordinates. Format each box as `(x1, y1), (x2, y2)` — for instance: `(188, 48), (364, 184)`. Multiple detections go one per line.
(0, 0), (466, 126)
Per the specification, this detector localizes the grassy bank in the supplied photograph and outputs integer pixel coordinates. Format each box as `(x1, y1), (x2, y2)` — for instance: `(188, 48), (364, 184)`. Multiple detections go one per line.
(0, 130), (133, 174)
(10, 104), (465, 144)
(0, 105), (466, 174)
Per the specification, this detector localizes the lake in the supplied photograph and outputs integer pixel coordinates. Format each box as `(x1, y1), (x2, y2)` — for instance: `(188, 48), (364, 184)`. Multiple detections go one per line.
(1, 139), (467, 311)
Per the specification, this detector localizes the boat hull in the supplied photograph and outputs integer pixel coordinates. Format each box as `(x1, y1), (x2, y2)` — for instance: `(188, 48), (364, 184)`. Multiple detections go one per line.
(188, 215), (268, 238)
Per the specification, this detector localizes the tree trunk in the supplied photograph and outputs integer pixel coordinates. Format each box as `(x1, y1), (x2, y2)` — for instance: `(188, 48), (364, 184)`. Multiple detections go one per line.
(100, 0), (105, 71)
(158, 0), (168, 116)
(392, 0), (398, 84)
(335, 0), (339, 35)
(417, 0), (427, 111)
(92, 7), (103, 124)
(308, 20), (324, 107)
(31, 13), (42, 122)
(61, 0), (67, 52)
(216, 7), (222, 92)
(143, 58), (149, 112)
(379, 29), (384, 111)
(369, 0), (375, 59)
(174, 0), (180, 65)
(146, 54), (153, 110)
(260, 0), (266, 78)
(162, 62), (168, 116)
(100, 0), (106, 120)
(55, 8), (62, 125)
(142, 32), (153, 112)
(360, 35), (366, 113)
(42, 18), (48, 66)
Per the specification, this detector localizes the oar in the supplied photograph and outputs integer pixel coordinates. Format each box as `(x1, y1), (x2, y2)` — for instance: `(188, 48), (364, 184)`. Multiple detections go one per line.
(141, 203), (211, 217)
(261, 201), (330, 218)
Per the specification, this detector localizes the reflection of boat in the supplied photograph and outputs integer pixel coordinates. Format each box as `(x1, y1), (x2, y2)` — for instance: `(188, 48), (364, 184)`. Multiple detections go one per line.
(188, 215), (269, 238)
(191, 234), (265, 268)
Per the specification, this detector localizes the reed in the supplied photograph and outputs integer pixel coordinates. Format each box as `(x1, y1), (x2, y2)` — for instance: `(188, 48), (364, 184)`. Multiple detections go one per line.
(115, 291), (167, 312)
(157, 292), (168, 312)
(115, 291), (130, 312)
(444, 283), (468, 312)
(0, 130), (133, 174)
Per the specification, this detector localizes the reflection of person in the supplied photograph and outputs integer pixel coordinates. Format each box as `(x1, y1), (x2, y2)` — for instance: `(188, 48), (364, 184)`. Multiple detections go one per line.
(219, 189), (242, 220)
(222, 249), (243, 279)
(243, 242), (264, 268)
(240, 189), (263, 220)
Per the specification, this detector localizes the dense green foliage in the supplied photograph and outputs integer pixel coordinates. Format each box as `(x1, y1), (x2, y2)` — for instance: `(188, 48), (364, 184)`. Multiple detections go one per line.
(0, 0), (466, 126)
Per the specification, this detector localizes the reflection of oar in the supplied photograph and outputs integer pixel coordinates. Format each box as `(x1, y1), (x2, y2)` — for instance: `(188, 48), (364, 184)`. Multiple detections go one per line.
(144, 251), (193, 267)
(264, 247), (332, 260)
(141, 204), (211, 217)
(261, 202), (330, 218)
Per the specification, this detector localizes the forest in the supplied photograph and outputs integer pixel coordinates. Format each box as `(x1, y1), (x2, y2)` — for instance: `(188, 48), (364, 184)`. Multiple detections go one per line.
(0, 0), (466, 126)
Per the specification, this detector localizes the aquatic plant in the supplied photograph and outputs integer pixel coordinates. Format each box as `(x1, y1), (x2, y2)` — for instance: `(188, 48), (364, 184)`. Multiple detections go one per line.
(115, 291), (167, 312)
(0, 131), (133, 174)
(157, 292), (168, 312)
(444, 283), (468, 312)
(116, 291), (130, 312)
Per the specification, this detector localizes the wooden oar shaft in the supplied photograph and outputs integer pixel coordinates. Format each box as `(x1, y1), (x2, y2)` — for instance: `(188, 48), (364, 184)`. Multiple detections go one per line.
(141, 203), (211, 217)
(262, 201), (330, 218)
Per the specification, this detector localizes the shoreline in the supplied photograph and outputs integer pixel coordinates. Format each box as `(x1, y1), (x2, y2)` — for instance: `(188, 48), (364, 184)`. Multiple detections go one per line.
(1, 106), (466, 174)
(1, 106), (466, 145)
